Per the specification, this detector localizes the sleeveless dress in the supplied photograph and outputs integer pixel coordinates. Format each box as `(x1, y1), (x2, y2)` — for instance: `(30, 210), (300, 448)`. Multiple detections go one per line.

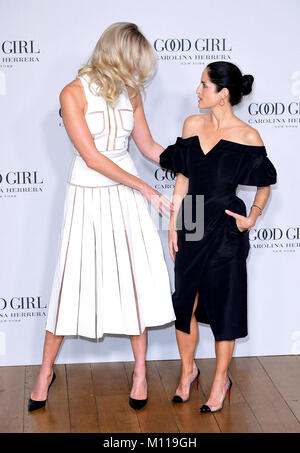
(159, 136), (277, 341)
(46, 74), (176, 338)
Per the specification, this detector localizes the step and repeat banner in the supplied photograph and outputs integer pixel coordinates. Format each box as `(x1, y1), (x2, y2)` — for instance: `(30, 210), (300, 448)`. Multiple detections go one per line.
(1, 0), (299, 366)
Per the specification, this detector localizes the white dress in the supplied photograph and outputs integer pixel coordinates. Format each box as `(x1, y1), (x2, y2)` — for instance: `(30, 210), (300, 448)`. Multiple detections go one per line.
(46, 74), (176, 339)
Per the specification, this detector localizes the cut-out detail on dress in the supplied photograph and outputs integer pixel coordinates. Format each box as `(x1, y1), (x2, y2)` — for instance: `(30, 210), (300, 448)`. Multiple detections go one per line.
(87, 110), (105, 136)
(118, 109), (134, 132)
(68, 182), (121, 189)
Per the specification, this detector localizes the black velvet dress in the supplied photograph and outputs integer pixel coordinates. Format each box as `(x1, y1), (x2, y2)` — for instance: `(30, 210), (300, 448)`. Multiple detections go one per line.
(159, 136), (277, 341)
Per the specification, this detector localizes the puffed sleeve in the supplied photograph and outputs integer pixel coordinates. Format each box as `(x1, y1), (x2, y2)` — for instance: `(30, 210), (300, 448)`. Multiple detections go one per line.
(231, 147), (277, 186)
(159, 137), (190, 178)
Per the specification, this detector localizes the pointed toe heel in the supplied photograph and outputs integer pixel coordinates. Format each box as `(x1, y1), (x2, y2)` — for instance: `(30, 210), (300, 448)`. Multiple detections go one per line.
(172, 395), (185, 403)
(129, 371), (148, 410)
(172, 365), (200, 404)
(28, 398), (46, 412)
(199, 404), (212, 413)
(28, 371), (56, 412)
(199, 375), (232, 414)
(129, 396), (148, 410)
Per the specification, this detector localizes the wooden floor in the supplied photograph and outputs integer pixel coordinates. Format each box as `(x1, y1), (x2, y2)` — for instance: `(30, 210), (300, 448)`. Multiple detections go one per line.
(1, 356), (300, 433)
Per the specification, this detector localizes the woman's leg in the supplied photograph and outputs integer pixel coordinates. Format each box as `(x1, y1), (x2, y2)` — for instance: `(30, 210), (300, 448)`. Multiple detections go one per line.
(30, 330), (64, 401)
(174, 292), (200, 399)
(129, 329), (147, 399)
(203, 339), (235, 409)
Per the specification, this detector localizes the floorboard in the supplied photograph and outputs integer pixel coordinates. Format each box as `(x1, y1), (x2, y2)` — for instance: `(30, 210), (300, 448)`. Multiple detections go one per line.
(0, 356), (299, 433)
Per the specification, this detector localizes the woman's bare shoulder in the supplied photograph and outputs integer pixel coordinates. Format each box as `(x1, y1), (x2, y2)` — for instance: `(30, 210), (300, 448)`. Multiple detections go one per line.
(239, 124), (264, 146)
(182, 113), (210, 137)
(59, 78), (85, 105)
(184, 113), (210, 126)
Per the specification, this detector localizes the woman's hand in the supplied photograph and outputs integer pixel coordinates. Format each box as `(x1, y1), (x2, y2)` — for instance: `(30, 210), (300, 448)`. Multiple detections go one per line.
(168, 224), (178, 262)
(225, 209), (255, 232)
(140, 183), (174, 216)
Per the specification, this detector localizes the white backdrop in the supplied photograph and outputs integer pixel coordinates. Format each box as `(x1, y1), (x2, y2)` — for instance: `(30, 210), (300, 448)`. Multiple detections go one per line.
(1, 0), (300, 366)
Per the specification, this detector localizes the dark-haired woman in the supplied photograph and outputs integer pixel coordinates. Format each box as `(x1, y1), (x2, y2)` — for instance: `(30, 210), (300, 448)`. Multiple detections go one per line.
(159, 61), (277, 413)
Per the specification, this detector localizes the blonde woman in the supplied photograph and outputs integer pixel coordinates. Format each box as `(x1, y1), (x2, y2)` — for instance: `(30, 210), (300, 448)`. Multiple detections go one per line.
(28, 22), (175, 412)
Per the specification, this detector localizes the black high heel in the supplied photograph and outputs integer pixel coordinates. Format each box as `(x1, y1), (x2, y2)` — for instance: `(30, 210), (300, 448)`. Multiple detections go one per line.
(172, 365), (200, 403)
(199, 375), (232, 413)
(129, 371), (148, 410)
(28, 370), (56, 412)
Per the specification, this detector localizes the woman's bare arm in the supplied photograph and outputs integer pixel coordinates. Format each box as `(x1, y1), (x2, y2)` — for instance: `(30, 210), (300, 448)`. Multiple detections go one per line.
(130, 91), (163, 163)
(168, 174), (189, 261)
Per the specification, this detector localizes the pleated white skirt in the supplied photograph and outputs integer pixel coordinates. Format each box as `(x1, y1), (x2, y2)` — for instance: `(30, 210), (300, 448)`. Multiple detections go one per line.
(46, 182), (176, 339)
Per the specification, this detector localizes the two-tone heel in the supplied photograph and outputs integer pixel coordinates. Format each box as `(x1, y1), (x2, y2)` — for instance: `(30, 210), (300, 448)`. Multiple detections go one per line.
(172, 365), (200, 403)
(199, 376), (232, 413)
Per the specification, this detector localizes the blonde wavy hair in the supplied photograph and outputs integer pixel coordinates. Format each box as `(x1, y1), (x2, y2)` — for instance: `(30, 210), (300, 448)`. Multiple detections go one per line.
(78, 22), (157, 107)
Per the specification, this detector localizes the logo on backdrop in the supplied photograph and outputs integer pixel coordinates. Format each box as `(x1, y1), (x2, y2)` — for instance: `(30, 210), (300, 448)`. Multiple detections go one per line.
(0, 296), (47, 326)
(153, 38), (233, 65)
(247, 101), (300, 129)
(0, 40), (40, 70)
(249, 226), (300, 254)
(0, 171), (44, 199)
(154, 168), (176, 190)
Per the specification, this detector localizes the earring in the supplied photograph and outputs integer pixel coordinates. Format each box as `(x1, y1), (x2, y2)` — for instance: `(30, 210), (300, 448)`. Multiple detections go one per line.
(219, 97), (225, 107)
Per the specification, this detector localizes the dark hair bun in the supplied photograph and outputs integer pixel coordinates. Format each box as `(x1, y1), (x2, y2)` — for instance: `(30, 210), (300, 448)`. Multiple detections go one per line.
(241, 74), (254, 95)
(206, 62), (254, 106)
